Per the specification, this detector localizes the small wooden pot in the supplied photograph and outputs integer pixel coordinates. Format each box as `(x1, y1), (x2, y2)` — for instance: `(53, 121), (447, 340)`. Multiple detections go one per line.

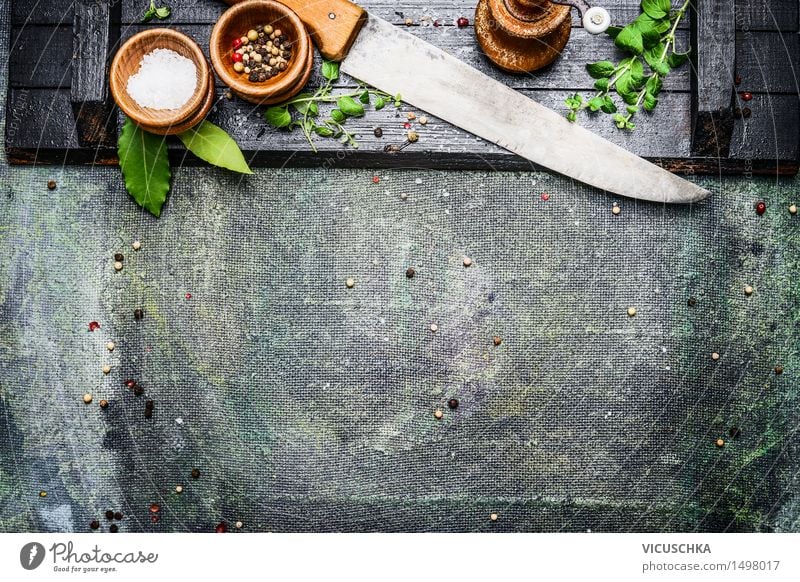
(110, 28), (212, 134)
(475, 0), (572, 73)
(210, 0), (313, 105)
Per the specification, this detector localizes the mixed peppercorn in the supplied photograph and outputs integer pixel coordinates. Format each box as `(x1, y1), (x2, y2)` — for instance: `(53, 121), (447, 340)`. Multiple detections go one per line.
(230, 25), (292, 83)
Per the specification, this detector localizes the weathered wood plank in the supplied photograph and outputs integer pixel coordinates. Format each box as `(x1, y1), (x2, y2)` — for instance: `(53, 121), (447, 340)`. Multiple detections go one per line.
(11, 0), (74, 26)
(120, 24), (692, 91)
(9, 25), (73, 88)
(118, 0), (797, 31)
(729, 93), (800, 162)
(736, 31), (800, 96)
(71, 0), (116, 147)
(691, 0), (736, 157)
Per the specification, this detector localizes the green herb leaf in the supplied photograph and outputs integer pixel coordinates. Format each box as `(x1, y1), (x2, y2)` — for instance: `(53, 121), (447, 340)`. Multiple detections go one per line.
(634, 14), (663, 49)
(601, 95), (617, 114)
(155, 6), (171, 19)
(615, 24), (644, 55)
(314, 126), (336, 137)
(594, 78), (610, 92)
(645, 75), (663, 97)
(321, 60), (340, 81)
(264, 106), (292, 128)
(359, 90), (370, 104)
(567, 111), (577, 122)
(643, 92), (658, 111)
(626, 105), (640, 115)
(586, 60), (615, 79)
(337, 96), (365, 117)
(177, 120), (252, 174)
(117, 117), (171, 217)
(394, 93), (402, 107)
(588, 96), (605, 112)
(291, 95), (319, 117)
(641, 0), (671, 20)
(667, 51), (689, 68)
(374, 96), (386, 110)
(605, 26), (623, 40)
(330, 109), (346, 123)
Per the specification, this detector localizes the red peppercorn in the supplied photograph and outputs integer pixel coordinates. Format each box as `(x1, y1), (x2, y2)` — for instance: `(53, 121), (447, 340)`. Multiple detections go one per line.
(741, 92), (753, 102)
(232, 38), (242, 50)
(215, 521), (228, 533)
(88, 321), (100, 332)
(403, 122), (412, 129)
(433, 20), (441, 27)
(125, 379), (136, 389)
(734, 74), (742, 86)
(541, 192), (550, 201)
(755, 201), (766, 215)
(372, 175), (380, 184)
(151, 515), (160, 524)
(185, 293), (192, 300)
(150, 503), (160, 513)
(231, 52), (243, 63)
(457, 17), (470, 27)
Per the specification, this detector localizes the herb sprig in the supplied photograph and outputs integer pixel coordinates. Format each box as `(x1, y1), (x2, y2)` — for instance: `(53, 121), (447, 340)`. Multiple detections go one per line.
(142, 1), (171, 22)
(264, 61), (401, 150)
(566, 0), (690, 130)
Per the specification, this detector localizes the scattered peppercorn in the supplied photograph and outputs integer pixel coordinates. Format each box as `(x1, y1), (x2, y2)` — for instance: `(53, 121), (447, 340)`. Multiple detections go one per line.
(405, 18), (413, 26)
(39, 490), (47, 498)
(106, 342), (115, 351)
(775, 366), (784, 375)
(687, 297), (697, 307)
(134, 308), (144, 320)
(150, 503), (160, 513)
(734, 74), (742, 85)
(133, 385), (145, 397)
(191, 468), (201, 479)
(711, 352), (720, 360)
(373, 127), (383, 138)
(114, 253), (124, 262)
(175, 485), (184, 494)
(741, 92), (753, 101)
(145, 400), (154, 409)
(105, 510), (114, 520)
(612, 204), (621, 215)
(151, 515), (160, 524)
(627, 307), (637, 317)
(185, 293), (192, 300)
(215, 521), (228, 533)
(489, 513), (498, 521)
(99, 399), (109, 409)
(755, 200), (766, 215)
(102, 365), (112, 375)
(88, 321), (101, 332)
(144, 408), (153, 419)
(114, 511), (123, 521)
(109, 524), (119, 533)
(235, 520), (243, 529)
(372, 175), (380, 184)
(90, 520), (100, 530)
(457, 17), (470, 27)
(47, 180), (57, 190)
(433, 409), (443, 420)
(493, 336), (502, 346)
(132, 240), (142, 251)
(741, 107), (751, 118)
(419, 116), (428, 125)
(125, 379), (136, 389)
(447, 398), (459, 409)
(113, 261), (123, 272)
(729, 426), (742, 439)
(407, 130), (419, 143)
(83, 393), (93, 404)
(345, 278), (355, 288)
(463, 256), (473, 267)
(715, 438), (725, 448)
(744, 285), (754, 296)
(430, 323), (438, 333)
(789, 204), (797, 215)
(406, 267), (416, 278)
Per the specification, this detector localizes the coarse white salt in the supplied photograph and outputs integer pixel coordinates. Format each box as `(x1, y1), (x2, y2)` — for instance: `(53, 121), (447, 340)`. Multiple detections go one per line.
(126, 48), (197, 110)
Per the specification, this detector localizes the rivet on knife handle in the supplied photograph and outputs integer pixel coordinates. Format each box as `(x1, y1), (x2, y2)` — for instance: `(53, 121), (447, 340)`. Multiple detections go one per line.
(275, 0), (367, 61)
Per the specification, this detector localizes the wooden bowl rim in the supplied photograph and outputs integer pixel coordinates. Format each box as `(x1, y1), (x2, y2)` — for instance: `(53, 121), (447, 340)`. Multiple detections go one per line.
(110, 28), (210, 129)
(209, 0), (312, 101)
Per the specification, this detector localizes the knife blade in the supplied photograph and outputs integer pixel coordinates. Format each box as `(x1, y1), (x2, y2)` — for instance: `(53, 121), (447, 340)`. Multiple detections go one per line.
(265, 0), (710, 203)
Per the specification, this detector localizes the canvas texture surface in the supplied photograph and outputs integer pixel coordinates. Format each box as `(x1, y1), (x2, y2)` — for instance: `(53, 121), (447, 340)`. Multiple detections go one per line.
(1, 7), (798, 533)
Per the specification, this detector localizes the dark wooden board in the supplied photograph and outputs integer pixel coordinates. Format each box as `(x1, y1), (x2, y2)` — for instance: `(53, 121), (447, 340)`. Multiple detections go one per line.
(6, 0), (800, 175)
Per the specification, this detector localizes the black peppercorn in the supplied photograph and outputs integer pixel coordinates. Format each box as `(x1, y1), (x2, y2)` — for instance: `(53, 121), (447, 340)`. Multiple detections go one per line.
(90, 520), (100, 530)
(109, 524), (119, 533)
(133, 385), (145, 397)
(105, 510), (114, 520)
(114, 253), (124, 262)
(114, 511), (123, 521)
(134, 308), (144, 320)
(47, 180), (57, 190)
(742, 107), (751, 118)
(249, 71), (259, 82)
(447, 398), (459, 409)
(145, 400), (154, 409)
(191, 468), (201, 479)
(687, 297), (697, 306)
(144, 408), (153, 419)
(374, 127), (383, 138)
(406, 267), (415, 278)
(729, 426), (742, 439)
(775, 366), (784, 375)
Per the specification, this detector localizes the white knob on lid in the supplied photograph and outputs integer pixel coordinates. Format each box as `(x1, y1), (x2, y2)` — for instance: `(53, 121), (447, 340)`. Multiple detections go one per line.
(583, 6), (611, 34)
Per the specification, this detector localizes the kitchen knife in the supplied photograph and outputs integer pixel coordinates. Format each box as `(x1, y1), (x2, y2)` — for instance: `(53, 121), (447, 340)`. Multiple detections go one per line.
(248, 0), (710, 203)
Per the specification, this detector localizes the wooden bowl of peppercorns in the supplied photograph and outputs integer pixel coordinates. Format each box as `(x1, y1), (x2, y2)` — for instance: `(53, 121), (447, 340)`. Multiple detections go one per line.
(210, 0), (312, 105)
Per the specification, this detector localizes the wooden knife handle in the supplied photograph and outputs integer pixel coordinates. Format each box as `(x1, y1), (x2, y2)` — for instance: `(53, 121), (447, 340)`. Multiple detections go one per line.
(224, 0), (367, 62)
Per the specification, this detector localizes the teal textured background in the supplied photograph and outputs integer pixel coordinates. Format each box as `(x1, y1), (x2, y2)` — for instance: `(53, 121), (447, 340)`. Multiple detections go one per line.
(1, 7), (798, 533)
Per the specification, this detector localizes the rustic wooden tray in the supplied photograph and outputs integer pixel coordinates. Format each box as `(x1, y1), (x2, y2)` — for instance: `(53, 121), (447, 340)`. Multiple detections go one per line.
(6, 0), (799, 174)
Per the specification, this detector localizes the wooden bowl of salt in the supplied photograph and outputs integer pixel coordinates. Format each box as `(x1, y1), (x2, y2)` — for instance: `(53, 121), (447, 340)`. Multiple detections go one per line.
(110, 28), (213, 135)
